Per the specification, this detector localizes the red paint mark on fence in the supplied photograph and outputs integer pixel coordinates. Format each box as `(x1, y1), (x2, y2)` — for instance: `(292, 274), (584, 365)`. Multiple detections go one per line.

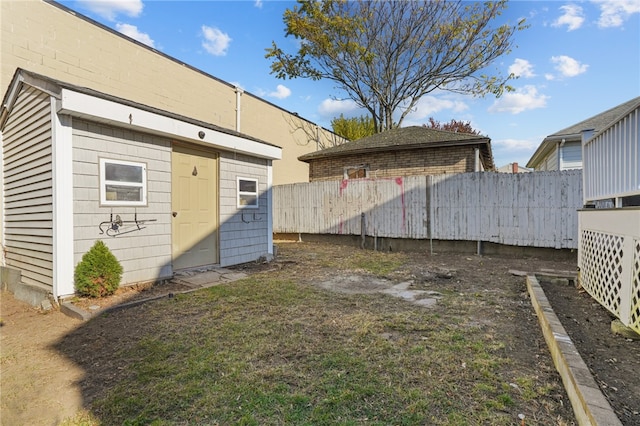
(339, 179), (348, 196)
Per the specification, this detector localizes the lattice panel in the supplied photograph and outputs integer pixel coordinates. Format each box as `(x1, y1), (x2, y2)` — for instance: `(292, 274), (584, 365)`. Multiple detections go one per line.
(630, 239), (640, 333)
(579, 230), (623, 317)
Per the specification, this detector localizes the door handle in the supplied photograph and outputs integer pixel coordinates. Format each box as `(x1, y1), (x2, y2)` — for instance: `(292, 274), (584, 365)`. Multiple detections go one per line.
(172, 211), (178, 217)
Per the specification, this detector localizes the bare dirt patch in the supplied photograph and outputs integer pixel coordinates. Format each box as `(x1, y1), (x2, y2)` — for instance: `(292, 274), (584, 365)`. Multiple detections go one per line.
(1, 240), (638, 424)
(539, 278), (640, 425)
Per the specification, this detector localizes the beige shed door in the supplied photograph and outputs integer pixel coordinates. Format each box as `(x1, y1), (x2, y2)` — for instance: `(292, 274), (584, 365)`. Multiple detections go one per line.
(172, 145), (219, 270)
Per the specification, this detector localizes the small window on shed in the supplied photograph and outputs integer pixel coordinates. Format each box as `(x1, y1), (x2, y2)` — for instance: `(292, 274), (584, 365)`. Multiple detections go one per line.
(344, 165), (369, 179)
(99, 158), (147, 206)
(237, 177), (259, 208)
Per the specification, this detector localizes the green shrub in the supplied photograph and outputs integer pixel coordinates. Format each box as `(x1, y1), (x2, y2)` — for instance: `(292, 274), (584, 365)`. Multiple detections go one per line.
(74, 240), (123, 298)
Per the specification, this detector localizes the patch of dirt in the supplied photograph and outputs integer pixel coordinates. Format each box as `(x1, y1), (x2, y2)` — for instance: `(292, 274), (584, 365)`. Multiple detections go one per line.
(1, 240), (638, 425)
(540, 278), (640, 425)
(0, 292), (85, 426)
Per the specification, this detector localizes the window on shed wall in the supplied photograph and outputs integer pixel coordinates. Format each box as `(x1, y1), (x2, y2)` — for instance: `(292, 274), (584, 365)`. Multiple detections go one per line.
(344, 165), (369, 179)
(237, 177), (259, 208)
(99, 158), (147, 206)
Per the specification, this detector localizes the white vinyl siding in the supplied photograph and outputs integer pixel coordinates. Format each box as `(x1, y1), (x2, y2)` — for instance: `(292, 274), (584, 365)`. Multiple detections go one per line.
(560, 141), (582, 170)
(73, 120), (172, 285)
(583, 105), (640, 201)
(219, 152), (270, 266)
(2, 86), (54, 292)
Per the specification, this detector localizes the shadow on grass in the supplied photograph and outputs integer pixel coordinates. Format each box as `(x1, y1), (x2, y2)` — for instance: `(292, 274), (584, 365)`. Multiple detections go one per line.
(54, 247), (577, 426)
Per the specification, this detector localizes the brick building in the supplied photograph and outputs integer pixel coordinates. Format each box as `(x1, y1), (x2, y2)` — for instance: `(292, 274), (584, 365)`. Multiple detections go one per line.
(299, 126), (494, 182)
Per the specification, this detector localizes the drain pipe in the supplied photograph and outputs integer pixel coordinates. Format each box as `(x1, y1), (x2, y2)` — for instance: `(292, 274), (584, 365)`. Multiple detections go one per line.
(235, 86), (243, 132)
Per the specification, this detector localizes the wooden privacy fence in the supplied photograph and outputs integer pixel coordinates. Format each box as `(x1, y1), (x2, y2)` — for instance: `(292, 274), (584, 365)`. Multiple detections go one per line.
(273, 170), (583, 249)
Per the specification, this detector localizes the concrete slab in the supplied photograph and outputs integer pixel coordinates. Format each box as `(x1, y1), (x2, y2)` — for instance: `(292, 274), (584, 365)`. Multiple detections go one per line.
(175, 269), (246, 288)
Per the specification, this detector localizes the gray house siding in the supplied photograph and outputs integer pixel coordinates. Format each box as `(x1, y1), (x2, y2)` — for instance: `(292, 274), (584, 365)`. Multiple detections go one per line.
(72, 119), (173, 284)
(544, 149), (559, 171)
(560, 141), (582, 170)
(2, 85), (54, 292)
(218, 152), (270, 266)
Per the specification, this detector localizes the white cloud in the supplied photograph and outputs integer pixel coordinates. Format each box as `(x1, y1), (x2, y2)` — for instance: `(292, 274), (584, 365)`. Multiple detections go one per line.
(405, 96), (469, 123)
(318, 98), (360, 117)
(254, 0), (263, 8)
(488, 85), (549, 114)
(268, 84), (291, 99)
(508, 59), (536, 78)
(550, 55), (589, 77)
(77, 0), (143, 21)
(551, 4), (585, 31)
(493, 138), (539, 152)
(592, 0), (640, 28)
(115, 23), (154, 47)
(201, 25), (231, 56)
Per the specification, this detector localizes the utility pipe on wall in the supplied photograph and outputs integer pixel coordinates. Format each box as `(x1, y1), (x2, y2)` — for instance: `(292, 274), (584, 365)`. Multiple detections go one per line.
(235, 86), (243, 132)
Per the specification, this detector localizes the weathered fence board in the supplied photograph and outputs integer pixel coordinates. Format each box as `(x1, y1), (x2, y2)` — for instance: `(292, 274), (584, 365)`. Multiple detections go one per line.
(273, 170), (583, 249)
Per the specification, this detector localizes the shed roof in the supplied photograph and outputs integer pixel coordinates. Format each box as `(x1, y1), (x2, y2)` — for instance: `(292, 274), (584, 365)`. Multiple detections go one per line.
(299, 126), (494, 170)
(526, 96), (640, 168)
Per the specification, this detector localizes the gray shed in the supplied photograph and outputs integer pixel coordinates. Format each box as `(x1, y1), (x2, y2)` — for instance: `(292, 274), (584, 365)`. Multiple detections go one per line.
(0, 69), (281, 302)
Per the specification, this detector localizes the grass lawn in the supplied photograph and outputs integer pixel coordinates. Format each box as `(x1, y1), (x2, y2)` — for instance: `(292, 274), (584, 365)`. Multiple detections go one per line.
(61, 243), (573, 425)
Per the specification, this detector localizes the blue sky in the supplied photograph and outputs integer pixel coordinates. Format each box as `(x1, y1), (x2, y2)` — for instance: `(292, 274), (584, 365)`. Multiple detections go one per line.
(58, 0), (640, 168)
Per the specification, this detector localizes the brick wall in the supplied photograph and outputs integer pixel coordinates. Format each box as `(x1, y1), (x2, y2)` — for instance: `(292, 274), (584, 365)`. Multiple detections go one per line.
(308, 146), (477, 181)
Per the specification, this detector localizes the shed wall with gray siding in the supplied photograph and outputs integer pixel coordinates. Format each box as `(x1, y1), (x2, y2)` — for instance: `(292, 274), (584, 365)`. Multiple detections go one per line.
(219, 152), (270, 266)
(72, 119), (173, 284)
(2, 85), (54, 292)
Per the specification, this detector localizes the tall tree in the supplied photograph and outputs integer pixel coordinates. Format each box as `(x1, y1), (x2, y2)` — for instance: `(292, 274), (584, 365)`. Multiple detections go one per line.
(331, 114), (376, 141)
(266, 0), (525, 133)
(424, 117), (482, 135)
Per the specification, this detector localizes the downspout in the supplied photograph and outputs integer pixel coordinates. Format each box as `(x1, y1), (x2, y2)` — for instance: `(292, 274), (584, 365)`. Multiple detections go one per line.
(558, 139), (565, 170)
(235, 86), (243, 132)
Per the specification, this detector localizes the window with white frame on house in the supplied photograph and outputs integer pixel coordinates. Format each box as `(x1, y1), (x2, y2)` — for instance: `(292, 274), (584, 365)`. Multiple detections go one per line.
(99, 158), (147, 206)
(237, 177), (258, 208)
(344, 165), (369, 179)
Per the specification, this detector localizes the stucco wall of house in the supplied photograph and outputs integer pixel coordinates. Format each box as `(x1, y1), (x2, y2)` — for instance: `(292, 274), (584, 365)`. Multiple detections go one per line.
(218, 152), (271, 266)
(72, 119), (174, 285)
(1, 0), (340, 185)
(307, 146), (477, 181)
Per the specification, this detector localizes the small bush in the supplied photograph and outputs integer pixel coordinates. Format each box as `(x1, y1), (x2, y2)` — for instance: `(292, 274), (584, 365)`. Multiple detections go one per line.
(75, 240), (123, 298)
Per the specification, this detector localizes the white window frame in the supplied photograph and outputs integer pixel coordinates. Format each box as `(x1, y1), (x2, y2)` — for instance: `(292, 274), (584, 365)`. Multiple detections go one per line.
(237, 177), (259, 209)
(99, 158), (147, 207)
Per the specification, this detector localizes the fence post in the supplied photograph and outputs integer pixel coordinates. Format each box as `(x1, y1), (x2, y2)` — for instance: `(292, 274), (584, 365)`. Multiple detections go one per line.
(360, 212), (366, 249)
(428, 175), (433, 255)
